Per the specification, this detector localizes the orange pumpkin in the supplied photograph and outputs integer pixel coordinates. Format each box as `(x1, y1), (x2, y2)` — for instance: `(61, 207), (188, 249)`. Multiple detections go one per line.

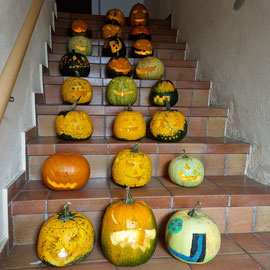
(41, 152), (90, 191)
(106, 8), (125, 26)
(70, 19), (91, 37)
(129, 3), (149, 27)
(102, 24), (123, 39)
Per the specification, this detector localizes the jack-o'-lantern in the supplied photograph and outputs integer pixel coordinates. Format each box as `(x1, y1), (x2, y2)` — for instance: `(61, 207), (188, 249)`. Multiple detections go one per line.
(68, 36), (92, 56)
(101, 187), (157, 266)
(150, 99), (187, 142)
(132, 39), (154, 58)
(59, 51), (90, 77)
(102, 24), (123, 39)
(169, 151), (204, 187)
(42, 152), (90, 191)
(129, 3), (149, 27)
(112, 144), (152, 187)
(106, 76), (138, 105)
(106, 8), (125, 26)
(130, 26), (151, 41)
(70, 19), (91, 37)
(61, 71), (93, 104)
(37, 202), (95, 267)
(55, 99), (93, 141)
(113, 105), (146, 141)
(107, 57), (133, 78)
(152, 80), (178, 106)
(165, 202), (221, 264)
(135, 57), (164, 80)
(103, 36), (126, 57)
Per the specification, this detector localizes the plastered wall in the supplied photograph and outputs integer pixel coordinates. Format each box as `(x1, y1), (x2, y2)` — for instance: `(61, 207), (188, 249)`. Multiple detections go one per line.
(0, 0), (55, 252)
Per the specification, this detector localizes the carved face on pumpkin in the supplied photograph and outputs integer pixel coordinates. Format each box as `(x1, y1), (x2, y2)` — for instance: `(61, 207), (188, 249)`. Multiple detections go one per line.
(68, 36), (92, 56)
(103, 36), (126, 57)
(106, 8), (125, 26)
(129, 3), (149, 27)
(132, 39), (154, 58)
(135, 57), (164, 80)
(130, 26), (151, 41)
(71, 19), (91, 37)
(102, 24), (123, 39)
(107, 57), (133, 77)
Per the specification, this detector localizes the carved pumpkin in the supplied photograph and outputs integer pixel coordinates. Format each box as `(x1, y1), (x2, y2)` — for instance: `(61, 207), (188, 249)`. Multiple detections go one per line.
(101, 187), (157, 266)
(169, 151), (204, 187)
(59, 51), (90, 77)
(106, 76), (138, 105)
(113, 105), (146, 141)
(61, 71), (93, 104)
(37, 202), (95, 267)
(102, 24), (123, 39)
(132, 39), (154, 58)
(135, 57), (164, 80)
(55, 99), (93, 141)
(150, 99), (187, 142)
(70, 19), (91, 37)
(68, 36), (92, 56)
(129, 3), (149, 27)
(130, 26), (151, 41)
(106, 8), (125, 26)
(107, 57), (133, 78)
(41, 152), (90, 191)
(112, 145), (152, 187)
(152, 80), (178, 106)
(165, 202), (221, 264)
(103, 36), (126, 57)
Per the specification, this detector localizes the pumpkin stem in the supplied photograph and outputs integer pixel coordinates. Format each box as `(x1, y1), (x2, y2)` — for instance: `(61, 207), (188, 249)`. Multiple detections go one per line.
(131, 144), (139, 153)
(188, 201), (201, 217)
(124, 187), (135, 205)
(66, 97), (81, 112)
(127, 103), (133, 112)
(165, 98), (171, 111)
(58, 202), (76, 221)
(75, 70), (81, 78)
(182, 149), (189, 159)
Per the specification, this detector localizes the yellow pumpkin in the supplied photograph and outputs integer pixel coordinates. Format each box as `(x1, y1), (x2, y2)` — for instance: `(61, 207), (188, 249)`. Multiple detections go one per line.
(37, 202), (95, 267)
(112, 144), (152, 187)
(102, 24), (123, 39)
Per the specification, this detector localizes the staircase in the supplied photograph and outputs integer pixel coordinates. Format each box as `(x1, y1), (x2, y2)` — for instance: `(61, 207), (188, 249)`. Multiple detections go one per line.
(2, 12), (270, 270)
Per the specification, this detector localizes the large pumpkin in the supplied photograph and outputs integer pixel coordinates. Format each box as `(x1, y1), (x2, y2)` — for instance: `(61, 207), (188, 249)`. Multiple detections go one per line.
(42, 152), (90, 191)
(106, 8), (125, 26)
(107, 57), (133, 78)
(55, 100), (93, 141)
(129, 3), (149, 27)
(70, 19), (91, 37)
(113, 105), (146, 141)
(103, 36), (126, 57)
(129, 26), (151, 41)
(168, 151), (204, 187)
(112, 144), (152, 187)
(152, 80), (178, 106)
(132, 39), (154, 58)
(165, 203), (221, 264)
(135, 57), (164, 80)
(37, 202), (95, 267)
(101, 187), (157, 266)
(59, 51), (90, 77)
(106, 76), (138, 105)
(102, 24), (123, 39)
(68, 36), (92, 56)
(150, 99), (187, 142)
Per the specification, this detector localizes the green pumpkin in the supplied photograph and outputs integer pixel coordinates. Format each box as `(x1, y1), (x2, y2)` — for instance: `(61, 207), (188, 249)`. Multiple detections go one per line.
(103, 36), (126, 57)
(152, 80), (178, 106)
(168, 151), (204, 187)
(165, 203), (221, 264)
(59, 51), (90, 77)
(106, 76), (138, 105)
(135, 57), (164, 80)
(68, 36), (92, 56)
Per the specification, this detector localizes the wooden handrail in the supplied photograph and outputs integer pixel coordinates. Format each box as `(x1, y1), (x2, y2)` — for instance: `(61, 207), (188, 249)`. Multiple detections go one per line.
(0, 0), (44, 124)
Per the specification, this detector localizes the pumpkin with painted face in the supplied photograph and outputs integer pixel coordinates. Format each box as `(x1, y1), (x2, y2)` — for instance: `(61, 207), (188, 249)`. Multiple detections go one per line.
(130, 26), (151, 41)
(70, 19), (91, 37)
(135, 57), (164, 80)
(150, 99), (187, 142)
(114, 105), (146, 141)
(169, 151), (204, 187)
(103, 36), (126, 57)
(107, 57), (132, 78)
(165, 203), (221, 264)
(101, 187), (157, 266)
(129, 3), (149, 27)
(68, 36), (92, 56)
(102, 24), (123, 39)
(152, 80), (178, 106)
(106, 8), (125, 26)
(106, 76), (137, 105)
(41, 152), (90, 191)
(112, 145), (152, 187)
(37, 203), (95, 267)
(132, 39), (154, 58)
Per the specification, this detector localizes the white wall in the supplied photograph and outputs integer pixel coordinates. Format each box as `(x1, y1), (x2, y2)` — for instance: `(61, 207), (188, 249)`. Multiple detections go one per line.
(147, 0), (270, 185)
(0, 0), (56, 253)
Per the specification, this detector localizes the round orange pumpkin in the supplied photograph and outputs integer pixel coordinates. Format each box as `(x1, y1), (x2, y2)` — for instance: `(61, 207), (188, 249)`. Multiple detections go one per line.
(41, 152), (90, 191)
(102, 24), (123, 39)
(129, 3), (149, 27)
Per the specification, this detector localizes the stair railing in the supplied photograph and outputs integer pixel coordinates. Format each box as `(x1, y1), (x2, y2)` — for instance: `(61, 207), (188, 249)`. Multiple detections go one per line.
(0, 0), (44, 124)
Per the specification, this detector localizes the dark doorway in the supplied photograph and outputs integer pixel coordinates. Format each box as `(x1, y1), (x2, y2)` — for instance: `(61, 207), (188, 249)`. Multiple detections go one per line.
(56, 0), (92, 14)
